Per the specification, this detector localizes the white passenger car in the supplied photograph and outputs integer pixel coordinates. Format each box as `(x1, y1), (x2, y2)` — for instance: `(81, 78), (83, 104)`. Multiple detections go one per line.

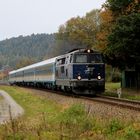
(9, 57), (56, 88)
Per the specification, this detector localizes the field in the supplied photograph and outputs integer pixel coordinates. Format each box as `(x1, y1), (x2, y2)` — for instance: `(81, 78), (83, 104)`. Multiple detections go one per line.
(0, 85), (140, 140)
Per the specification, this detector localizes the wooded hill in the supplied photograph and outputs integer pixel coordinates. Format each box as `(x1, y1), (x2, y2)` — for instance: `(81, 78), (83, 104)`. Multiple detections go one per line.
(0, 34), (57, 69)
(0, 33), (84, 70)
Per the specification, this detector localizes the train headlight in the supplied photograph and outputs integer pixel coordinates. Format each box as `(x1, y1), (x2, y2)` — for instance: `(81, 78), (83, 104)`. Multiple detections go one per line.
(97, 75), (101, 80)
(87, 49), (91, 53)
(77, 75), (82, 80)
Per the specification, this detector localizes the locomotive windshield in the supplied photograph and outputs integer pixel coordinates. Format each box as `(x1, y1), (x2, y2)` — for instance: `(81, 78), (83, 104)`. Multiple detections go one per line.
(73, 53), (103, 63)
(75, 54), (87, 63)
(90, 54), (103, 63)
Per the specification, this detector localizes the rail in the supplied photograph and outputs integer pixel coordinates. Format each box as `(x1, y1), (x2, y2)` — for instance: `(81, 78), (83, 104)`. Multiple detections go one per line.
(79, 95), (140, 111)
(3, 85), (140, 111)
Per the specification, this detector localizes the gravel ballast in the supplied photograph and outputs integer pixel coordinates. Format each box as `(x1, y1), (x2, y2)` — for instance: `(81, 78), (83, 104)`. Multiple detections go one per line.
(28, 88), (140, 122)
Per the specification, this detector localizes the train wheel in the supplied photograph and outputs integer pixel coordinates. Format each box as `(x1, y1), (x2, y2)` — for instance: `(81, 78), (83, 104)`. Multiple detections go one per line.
(64, 86), (72, 93)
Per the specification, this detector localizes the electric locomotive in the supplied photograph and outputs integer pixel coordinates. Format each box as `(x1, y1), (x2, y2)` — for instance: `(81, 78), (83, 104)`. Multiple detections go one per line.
(55, 49), (105, 94)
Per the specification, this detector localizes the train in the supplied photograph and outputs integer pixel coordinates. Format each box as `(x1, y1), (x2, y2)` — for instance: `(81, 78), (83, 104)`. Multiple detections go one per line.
(9, 48), (105, 95)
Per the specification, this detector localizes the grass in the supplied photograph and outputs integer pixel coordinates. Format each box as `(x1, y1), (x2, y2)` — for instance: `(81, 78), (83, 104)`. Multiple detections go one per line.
(0, 95), (3, 100)
(105, 82), (121, 91)
(0, 85), (140, 139)
(0, 86), (61, 139)
(105, 82), (140, 101)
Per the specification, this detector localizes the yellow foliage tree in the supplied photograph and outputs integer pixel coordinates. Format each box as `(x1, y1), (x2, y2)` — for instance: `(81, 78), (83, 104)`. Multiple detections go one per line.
(96, 9), (114, 51)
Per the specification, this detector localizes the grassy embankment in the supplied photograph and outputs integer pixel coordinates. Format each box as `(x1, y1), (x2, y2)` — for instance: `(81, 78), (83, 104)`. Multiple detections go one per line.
(0, 95), (3, 100)
(105, 82), (140, 101)
(0, 85), (140, 140)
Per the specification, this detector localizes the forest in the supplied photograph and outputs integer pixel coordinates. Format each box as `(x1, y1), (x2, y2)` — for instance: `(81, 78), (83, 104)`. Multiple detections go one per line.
(0, 34), (55, 69)
(0, 33), (86, 70)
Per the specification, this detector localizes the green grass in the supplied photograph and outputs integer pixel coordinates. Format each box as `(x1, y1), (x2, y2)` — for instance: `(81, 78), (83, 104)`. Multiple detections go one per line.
(0, 95), (3, 100)
(0, 86), (61, 118)
(105, 82), (121, 91)
(105, 82), (140, 101)
(0, 85), (140, 140)
(0, 86), (62, 139)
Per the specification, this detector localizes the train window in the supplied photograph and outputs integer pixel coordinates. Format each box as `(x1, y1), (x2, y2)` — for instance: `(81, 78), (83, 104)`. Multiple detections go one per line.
(75, 54), (87, 63)
(61, 66), (64, 73)
(61, 58), (66, 64)
(90, 54), (103, 63)
(56, 57), (66, 65)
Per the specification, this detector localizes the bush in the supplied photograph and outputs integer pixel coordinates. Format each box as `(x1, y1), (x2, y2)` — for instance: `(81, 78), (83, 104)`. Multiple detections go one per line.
(111, 73), (121, 82)
(105, 65), (121, 82)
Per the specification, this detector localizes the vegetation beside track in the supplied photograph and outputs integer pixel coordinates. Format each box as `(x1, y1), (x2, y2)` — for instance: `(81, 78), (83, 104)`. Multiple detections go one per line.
(105, 82), (140, 101)
(0, 95), (3, 100)
(0, 85), (140, 140)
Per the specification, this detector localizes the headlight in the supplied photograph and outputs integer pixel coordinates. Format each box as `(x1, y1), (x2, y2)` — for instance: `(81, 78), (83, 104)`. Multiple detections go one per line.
(97, 75), (101, 80)
(87, 49), (91, 53)
(77, 75), (81, 80)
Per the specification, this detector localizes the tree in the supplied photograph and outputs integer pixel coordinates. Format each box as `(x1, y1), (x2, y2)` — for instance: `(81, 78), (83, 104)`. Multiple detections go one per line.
(104, 13), (140, 69)
(96, 9), (114, 51)
(0, 34), (56, 69)
(103, 0), (140, 69)
(16, 57), (35, 69)
(57, 10), (101, 49)
(102, 0), (140, 88)
(104, 0), (140, 16)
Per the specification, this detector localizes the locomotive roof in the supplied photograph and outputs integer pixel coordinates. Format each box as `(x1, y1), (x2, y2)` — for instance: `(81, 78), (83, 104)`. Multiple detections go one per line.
(68, 48), (100, 54)
(9, 57), (57, 74)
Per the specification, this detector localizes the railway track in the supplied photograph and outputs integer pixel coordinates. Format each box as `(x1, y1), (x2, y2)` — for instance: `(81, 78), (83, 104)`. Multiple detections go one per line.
(1, 85), (140, 111)
(28, 87), (140, 111)
(38, 88), (140, 111)
(79, 95), (140, 111)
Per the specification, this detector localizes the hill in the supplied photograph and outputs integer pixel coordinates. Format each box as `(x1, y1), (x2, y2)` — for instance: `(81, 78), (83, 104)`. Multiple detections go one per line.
(0, 33), (85, 70)
(0, 34), (56, 69)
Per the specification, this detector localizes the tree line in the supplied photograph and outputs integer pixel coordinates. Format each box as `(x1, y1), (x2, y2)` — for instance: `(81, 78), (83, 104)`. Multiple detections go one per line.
(0, 0), (139, 73)
(57, 0), (140, 71)
(0, 34), (56, 69)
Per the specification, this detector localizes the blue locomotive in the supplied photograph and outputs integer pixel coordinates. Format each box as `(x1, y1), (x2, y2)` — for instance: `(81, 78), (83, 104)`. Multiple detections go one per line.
(9, 49), (105, 95)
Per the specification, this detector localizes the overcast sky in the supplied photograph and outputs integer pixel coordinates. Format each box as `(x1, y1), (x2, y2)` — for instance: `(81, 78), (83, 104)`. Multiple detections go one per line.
(0, 0), (105, 40)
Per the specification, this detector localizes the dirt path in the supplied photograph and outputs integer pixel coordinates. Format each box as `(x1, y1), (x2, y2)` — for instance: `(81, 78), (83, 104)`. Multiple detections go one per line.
(0, 90), (24, 124)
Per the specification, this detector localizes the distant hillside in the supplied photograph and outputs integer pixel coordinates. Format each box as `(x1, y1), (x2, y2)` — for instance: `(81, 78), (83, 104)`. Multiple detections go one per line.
(0, 33), (85, 70)
(0, 34), (56, 69)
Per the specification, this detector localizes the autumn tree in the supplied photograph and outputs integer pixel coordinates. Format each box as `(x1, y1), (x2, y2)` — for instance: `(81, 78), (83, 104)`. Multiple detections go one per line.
(57, 10), (101, 49)
(105, 0), (140, 16)
(96, 9), (113, 51)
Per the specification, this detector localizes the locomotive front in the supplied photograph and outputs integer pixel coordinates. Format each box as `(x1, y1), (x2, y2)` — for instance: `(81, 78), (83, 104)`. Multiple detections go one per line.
(71, 49), (105, 94)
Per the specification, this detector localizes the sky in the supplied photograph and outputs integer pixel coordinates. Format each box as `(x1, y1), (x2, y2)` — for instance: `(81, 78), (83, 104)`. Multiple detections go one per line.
(0, 0), (105, 41)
